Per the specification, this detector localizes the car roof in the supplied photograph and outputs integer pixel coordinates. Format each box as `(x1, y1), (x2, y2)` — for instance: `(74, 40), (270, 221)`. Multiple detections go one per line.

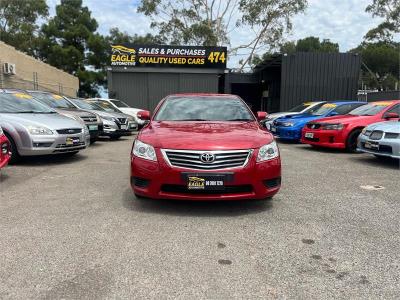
(168, 93), (239, 97)
(327, 101), (366, 105)
(370, 100), (400, 105)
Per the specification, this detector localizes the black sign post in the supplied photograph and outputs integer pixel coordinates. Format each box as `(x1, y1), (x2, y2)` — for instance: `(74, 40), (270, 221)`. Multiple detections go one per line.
(110, 44), (227, 69)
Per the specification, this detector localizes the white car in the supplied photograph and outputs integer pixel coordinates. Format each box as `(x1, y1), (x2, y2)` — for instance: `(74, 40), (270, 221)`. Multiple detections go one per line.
(87, 98), (145, 127)
(262, 101), (326, 130)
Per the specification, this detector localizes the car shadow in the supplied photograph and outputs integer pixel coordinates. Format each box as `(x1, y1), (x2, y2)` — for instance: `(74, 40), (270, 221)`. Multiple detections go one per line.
(13, 153), (88, 166)
(121, 188), (273, 217)
(275, 139), (300, 145)
(350, 155), (400, 170)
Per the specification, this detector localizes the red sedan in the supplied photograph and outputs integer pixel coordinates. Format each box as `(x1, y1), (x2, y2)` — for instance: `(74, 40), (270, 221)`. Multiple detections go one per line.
(130, 94), (281, 201)
(301, 100), (400, 151)
(0, 127), (11, 169)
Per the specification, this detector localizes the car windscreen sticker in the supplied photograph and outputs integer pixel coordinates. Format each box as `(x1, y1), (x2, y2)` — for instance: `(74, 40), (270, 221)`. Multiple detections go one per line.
(303, 102), (313, 106)
(373, 101), (393, 106)
(322, 103), (337, 108)
(52, 94), (63, 100)
(13, 93), (32, 99)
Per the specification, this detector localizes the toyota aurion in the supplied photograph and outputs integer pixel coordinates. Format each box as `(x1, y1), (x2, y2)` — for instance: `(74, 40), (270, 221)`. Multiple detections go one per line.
(130, 94), (281, 201)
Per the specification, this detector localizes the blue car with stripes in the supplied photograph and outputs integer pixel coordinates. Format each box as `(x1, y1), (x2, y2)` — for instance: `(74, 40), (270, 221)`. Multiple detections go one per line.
(270, 101), (367, 141)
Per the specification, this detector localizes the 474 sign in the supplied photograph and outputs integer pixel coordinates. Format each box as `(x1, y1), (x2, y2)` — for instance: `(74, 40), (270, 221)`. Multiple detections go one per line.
(110, 44), (227, 69)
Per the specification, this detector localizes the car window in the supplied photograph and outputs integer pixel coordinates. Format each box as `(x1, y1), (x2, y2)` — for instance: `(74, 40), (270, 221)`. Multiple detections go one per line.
(288, 103), (313, 113)
(110, 99), (130, 108)
(91, 101), (121, 113)
(30, 92), (76, 109)
(311, 103), (337, 116)
(0, 93), (55, 113)
(383, 104), (400, 117)
(72, 99), (100, 110)
(349, 102), (393, 116)
(154, 96), (254, 121)
(333, 103), (364, 115)
(304, 102), (325, 113)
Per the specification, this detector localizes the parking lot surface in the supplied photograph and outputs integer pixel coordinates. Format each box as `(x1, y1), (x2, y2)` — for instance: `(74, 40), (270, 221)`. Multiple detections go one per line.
(0, 136), (399, 299)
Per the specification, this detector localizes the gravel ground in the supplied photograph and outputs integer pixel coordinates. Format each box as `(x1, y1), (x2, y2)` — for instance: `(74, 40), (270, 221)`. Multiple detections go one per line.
(0, 135), (399, 299)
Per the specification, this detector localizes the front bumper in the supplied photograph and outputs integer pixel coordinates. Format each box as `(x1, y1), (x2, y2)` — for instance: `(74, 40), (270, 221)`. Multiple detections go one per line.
(357, 134), (400, 159)
(131, 149), (281, 200)
(300, 128), (347, 149)
(18, 132), (90, 156)
(270, 126), (302, 141)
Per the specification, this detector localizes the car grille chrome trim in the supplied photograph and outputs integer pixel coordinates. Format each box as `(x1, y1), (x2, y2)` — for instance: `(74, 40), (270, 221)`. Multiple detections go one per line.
(117, 118), (128, 124)
(161, 149), (253, 170)
(56, 128), (82, 134)
(385, 132), (399, 139)
(81, 116), (97, 122)
(369, 130), (384, 140)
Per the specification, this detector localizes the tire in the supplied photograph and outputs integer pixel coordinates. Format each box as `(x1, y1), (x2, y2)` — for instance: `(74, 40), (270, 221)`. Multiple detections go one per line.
(110, 135), (122, 140)
(4, 133), (20, 164)
(346, 129), (362, 153)
(90, 138), (97, 144)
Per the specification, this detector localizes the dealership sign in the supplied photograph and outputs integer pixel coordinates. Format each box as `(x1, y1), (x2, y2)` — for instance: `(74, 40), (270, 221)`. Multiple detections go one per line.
(110, 44), (227, 69)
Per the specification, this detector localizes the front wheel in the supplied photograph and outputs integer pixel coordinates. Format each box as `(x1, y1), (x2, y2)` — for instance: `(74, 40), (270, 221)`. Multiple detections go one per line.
(346, 129), (362, 153)
(4, 133), (20, 164)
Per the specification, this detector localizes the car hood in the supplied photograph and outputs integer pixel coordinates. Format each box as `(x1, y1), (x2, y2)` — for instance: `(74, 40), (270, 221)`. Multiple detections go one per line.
(118, 107), (141, 115)
(366, 121), (400, 133)
(277, 114), (323, 126)
(266, 112), (299, 120)
(139, 121), (273, 150)
(0, 113), (84, 130)
(55, 108), (96, 117)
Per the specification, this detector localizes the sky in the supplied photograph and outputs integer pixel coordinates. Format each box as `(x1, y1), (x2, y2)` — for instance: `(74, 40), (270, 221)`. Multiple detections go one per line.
(46, 0), (387, 68)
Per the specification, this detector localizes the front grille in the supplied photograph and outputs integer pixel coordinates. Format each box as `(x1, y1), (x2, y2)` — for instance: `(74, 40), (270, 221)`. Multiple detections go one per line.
(307, 123), (321, 129)
(55, 142), (85, 148)
(162, 149), (252, 170)
(117, 118), (127, 124)
(385, 132), (399, 139)
(56, 128), (82, 134)
(161, 184), (253, 194)
(369, 130), (384, 140)
(81, 116), (97, 122)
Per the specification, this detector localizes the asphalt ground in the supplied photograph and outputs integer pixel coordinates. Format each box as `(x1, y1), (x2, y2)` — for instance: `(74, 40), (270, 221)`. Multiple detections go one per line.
(0, 135), (399, 299)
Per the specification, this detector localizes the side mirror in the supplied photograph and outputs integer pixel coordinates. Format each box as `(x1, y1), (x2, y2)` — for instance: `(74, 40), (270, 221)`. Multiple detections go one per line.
(385, 112), (399, 119)
(329, 111), (339, 116)
(257, 111), (267, 121)
(137, 110), (150, 120)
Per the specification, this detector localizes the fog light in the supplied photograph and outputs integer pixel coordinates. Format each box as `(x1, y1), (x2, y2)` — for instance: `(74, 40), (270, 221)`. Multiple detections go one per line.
(1, 143), (8, 154)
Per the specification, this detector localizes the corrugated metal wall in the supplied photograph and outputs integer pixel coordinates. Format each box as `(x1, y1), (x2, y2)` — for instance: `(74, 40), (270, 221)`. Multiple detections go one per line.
(358, 90), (400, 102)
(109, 72), (219, 110)
(280, 53), (361, 111)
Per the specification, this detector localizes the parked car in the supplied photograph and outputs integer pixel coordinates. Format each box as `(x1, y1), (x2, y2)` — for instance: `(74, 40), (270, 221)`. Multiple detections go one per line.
(131, 93), (281, 201)
(0, 90), (90, 163)
(87, 98), (145, 127)
(301, 100), (400, 152)
(27, 91), (103, 143)
(262, 101), (326, 130)
(271, 101), (366, 141)
(0, 126), (11, 168)
(69, 98), (138, 139)
(357, 120), (400, 160)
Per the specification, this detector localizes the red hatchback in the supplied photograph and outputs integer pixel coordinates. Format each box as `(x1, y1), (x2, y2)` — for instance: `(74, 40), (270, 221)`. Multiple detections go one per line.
(301, 100), (400, 151)
(0, 127), (11, 169)
(130, 94), (281, 201)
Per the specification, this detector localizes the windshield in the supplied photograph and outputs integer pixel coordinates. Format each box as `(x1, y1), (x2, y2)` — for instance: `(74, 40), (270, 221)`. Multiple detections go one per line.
(288, 102), (314, 113)
(91, 100), (121, 113)
(311, 103), (337, 116)
(154, 96), (254, 121)
(110, 99), (129, 108)
(0, 93), (55, 113)
(349, 102), (393, 116)
(30, 92), (76, 109)
(71, 99), (103, 110)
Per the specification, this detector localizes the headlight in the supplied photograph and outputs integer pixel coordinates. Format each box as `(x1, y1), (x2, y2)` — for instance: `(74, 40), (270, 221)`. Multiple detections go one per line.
(27, 126), (53, 135)
(132, 140), (157, 161)
(96, 115), (101, 122)
(321, 123), (344, 130)
(0, 127), (3, 135)
(361, 127), (371, 136)
(282, 122), (294, 127)
(127, 116), (135, 122)
(83, 126), (89, 134)
(257, 141), (279, 162)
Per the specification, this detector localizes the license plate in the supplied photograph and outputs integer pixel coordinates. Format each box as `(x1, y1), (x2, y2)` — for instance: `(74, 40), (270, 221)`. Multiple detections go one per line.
(305, 132), (314, 138)
(88, 125), (98, 131)
(187, 175), (225, 190)
(365, 141), (379, 150)
(121, 125), (127, 130)
(66, 137), (79, 145)
(270, 126), (276, 133)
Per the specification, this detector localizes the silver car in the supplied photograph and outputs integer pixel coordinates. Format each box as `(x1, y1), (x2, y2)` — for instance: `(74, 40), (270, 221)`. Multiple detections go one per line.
(358, 120), (400, 159)
(0, 90), (90, 163)
(262, 101), (326, 130)
(69, 98), (138, 139)
(27, 90), (103, 143)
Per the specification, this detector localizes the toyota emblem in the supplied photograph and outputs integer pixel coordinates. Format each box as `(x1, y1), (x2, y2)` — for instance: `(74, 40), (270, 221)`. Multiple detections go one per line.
(200, 153), (215, 163)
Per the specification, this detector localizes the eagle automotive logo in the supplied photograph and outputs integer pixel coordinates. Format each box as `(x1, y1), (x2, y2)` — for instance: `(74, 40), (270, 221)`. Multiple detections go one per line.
(200, 152), (215, 163)
(111, 45), (136, 66)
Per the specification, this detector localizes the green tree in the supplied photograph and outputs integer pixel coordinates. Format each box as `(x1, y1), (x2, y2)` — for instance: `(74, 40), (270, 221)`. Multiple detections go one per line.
(0, 0), (48, 55)
(351, 41), (400, 90)
(138, 0), (307, 71)
(37, 0), (101, 97)
(364, 0), (400, 41)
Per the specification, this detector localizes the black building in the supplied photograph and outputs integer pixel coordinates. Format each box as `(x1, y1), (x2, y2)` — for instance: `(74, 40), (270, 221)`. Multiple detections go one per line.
(108, 50), (361, 113)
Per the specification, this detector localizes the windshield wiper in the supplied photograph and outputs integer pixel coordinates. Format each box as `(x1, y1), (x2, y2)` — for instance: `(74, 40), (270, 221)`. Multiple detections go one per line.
(227, 118), (253, 121)
(178, 119), (208, 121)
(16, 111), (54, 114)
